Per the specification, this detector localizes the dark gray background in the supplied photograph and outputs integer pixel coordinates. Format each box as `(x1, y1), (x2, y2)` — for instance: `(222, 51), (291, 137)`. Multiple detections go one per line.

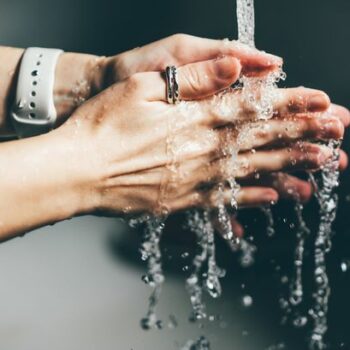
(0, 0), (349, 349)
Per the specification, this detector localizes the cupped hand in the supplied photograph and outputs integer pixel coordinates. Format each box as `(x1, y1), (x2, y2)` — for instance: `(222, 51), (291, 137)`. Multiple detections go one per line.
(94, 34), (349, 210)
(98, 34), (282, 89)
(56, 51), (347, 217)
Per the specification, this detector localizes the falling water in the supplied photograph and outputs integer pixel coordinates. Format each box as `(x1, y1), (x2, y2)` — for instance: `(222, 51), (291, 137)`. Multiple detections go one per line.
(139, 217), (166, 330)
(185, 209), (226, 322)
(308, 140), (340, 350)
(288, 200), (310, 328)
(261, 206), (275, 237)
(236, 0), (255, 47)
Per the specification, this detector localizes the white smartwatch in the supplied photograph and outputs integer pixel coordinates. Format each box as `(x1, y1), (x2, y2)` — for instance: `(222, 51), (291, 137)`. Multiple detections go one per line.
(11, 47), (63, 138)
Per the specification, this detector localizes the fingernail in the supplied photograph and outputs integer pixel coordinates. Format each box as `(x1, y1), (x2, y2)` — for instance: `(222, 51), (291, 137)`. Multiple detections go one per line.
(299, 184), (313, 203)
(262, 52), (283, 67)
(263, 189), (279, 204)
(308, 93), (331, 112)
(320, 118), (344, 139)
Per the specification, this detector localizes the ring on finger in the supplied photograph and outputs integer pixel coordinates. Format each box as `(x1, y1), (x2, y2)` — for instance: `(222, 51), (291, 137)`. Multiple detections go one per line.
(165, 66), (180, 104)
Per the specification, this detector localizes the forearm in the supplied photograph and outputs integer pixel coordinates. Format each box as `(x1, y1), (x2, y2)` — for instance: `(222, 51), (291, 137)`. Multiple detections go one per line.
(0, 46), (106, 136)
(0, 128), (92, 240)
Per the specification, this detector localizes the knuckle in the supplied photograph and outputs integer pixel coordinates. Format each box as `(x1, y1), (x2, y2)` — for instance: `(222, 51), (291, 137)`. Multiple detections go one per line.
(171, 33), (190, 45)
(327, 118), (344, 139)
(236, 156), (252, 177)
(183, 66), (202, 94)
(299, 147), (323, 168)
(125, 73), (145, 92)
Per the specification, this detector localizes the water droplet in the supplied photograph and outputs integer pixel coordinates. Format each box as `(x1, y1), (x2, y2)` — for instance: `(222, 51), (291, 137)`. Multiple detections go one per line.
(341, 260), (349, 272)
(293, 315), (308, 328)
(242, 295), (253, 307)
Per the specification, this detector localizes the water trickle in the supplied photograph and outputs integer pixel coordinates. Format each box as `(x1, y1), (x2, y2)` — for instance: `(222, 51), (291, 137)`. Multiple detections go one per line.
(186, 210), (226, 322)
(308, 140), (340, 350)
(139, 217), (166, 330)
(261, 206), (275, 237)
(287, 200), (310, 325)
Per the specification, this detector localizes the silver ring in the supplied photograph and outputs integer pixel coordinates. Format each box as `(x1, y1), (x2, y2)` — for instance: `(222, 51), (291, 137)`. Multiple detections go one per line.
(165, 66), (180, 104)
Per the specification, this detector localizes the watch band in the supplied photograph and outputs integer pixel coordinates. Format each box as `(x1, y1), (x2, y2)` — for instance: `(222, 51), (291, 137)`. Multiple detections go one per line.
(11, 47), (63, 138)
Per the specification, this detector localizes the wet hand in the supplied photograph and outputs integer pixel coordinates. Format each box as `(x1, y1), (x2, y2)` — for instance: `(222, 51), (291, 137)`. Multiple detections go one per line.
(57, 54), (348, 217)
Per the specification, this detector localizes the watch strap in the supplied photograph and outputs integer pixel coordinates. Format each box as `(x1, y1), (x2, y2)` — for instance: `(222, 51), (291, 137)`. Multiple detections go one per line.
(11, 47), (63, 138)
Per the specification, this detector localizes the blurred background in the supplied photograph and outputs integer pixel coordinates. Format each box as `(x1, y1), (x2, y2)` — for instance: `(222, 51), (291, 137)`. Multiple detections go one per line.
(0, 0), (349, 349)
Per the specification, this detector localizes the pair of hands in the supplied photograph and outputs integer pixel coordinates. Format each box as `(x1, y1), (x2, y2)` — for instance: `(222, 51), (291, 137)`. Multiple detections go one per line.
(52, 34), (349, 223)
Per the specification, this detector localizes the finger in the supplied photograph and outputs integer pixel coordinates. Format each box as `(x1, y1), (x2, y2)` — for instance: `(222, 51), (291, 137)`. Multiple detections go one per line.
(212, 143), (332, 179)
(146, 56), (242, 102)
(230, 217), (245, 238)
(273, 87), (331, 115)
(205, 87), (331, 127)
(172, 185), (278, 213)
(122, 34), (282, 78)
(242, 173), (313, 203)
(235, 187), (279, 208)
(339, 149), (348, 171)
(328, 104), (350, 127)
(177, 56), (241, 100)
(235, 114), (344, 151)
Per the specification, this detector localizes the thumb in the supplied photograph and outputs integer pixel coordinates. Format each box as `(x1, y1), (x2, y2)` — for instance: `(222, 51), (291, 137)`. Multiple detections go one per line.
(177, 56), (241, 100)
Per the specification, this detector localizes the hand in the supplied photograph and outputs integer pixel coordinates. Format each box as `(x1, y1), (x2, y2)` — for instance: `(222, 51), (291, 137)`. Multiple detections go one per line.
(53, 34), (282, 125)
(56, 56), (346, 218)
(59, 34), (349, 210)
(100, 34), (282, 85)
(216, 103), (350, 242)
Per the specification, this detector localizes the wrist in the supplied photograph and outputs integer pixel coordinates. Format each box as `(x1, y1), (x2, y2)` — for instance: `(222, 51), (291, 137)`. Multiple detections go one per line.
(0, 129), (93, 239)
(53, 52), (107, 127)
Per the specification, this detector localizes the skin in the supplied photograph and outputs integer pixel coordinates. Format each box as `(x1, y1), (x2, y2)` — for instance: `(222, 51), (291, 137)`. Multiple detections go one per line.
(0, 34), (348, 241)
